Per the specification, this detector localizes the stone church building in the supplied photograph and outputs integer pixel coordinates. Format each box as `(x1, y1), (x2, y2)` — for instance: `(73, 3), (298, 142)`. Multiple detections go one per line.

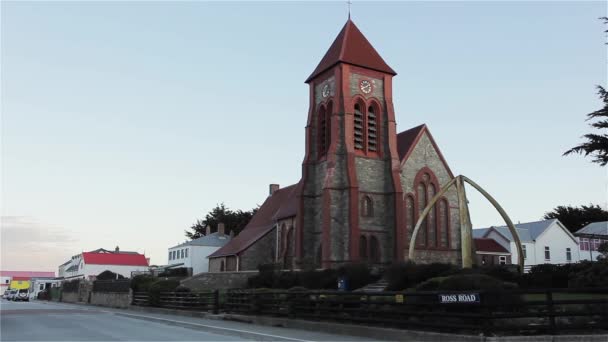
(208, 19), (462, 272)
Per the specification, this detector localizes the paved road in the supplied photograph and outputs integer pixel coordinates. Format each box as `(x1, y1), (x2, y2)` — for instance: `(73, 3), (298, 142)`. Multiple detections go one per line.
(0, 300), (374, 341)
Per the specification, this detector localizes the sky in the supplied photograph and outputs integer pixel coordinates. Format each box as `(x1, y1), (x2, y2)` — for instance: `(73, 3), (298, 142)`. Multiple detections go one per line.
(1, 1), (606, 272)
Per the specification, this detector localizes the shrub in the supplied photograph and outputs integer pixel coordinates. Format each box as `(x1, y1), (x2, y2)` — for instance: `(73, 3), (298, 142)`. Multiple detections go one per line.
(299, 269), (338, 289)
(417, 274), (522, 306)
(158, 267), (190, 278)
(148, 279), (180, 306)
(130, 275), (157, 292)
(96, 270), (125, 281)
(62, 279), (80, 293)
(385, 262), (458, 291)
(568, 260), (608, 288)
(273, 271), (299, 289)
(174, 285), (191, 292)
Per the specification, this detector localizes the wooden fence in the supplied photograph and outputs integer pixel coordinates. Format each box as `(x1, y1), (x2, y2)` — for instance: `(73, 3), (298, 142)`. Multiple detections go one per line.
(132, 291), (219, 314)
(223, 287), (608, 335)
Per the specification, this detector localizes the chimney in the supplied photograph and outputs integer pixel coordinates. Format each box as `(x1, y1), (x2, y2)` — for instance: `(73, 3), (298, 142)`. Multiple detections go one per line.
(218, 222), (225, 236)
(269, 184), (280, 196)
(115, 246), (120, 253)
(205, 225), (211, 235)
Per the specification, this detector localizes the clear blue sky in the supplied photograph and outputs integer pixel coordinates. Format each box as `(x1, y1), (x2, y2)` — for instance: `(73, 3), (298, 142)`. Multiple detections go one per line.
(2, 1), (606, 271)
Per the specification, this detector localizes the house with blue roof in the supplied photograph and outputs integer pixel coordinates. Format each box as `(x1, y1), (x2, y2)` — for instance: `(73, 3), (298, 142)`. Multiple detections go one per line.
(168, 224), (232, 275)
(574, 221), (607, 261)
(473, 219), (580, 271)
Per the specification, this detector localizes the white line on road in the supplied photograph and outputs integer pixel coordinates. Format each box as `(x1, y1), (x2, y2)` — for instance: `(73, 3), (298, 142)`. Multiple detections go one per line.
(106, 311), (315, 342)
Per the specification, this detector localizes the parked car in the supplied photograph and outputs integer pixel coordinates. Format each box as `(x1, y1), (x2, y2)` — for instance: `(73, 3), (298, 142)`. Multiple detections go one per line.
(14, 289), (29, 302)
(6, 289), (18, 300)
(2, 290), (9, 299)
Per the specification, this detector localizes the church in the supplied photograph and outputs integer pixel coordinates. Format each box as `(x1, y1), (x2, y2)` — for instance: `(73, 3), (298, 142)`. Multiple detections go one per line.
(208, 19), (462, 272)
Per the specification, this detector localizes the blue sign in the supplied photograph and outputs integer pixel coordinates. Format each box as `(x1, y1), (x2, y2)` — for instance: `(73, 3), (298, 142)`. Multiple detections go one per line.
(438, 293), (480, 304)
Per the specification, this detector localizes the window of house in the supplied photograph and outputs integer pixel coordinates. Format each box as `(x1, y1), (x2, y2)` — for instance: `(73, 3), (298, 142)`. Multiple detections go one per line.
(318, 106), (328, 156)
(581, 238), (590, 251)
(544, 246), (550, 260)
(593, 239), (602, 251)
(172, 251), (176, 259)
(39, 284), (44, 291)
(481, 256), (487, 265)
(566, 248), (572, 261)
(5, 280), (8, 284)
(185, 249), (188, 258)
(427, 183), (437, 247)
(405, 195), (415, 242)
(370, 236), (380, 263)
(522, 245), (527, 259)
(499, 256), (507, 265)
(181, 249), (185, 259)
(168, 252), (172, 261)
(416, 182), (427, 246)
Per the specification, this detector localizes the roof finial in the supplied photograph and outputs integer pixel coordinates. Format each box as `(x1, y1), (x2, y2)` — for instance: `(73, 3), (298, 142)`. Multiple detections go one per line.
(347, 0), (352, 20)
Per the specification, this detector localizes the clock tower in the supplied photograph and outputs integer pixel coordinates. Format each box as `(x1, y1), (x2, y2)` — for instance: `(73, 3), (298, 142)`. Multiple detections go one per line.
(296, 19), (405, 268)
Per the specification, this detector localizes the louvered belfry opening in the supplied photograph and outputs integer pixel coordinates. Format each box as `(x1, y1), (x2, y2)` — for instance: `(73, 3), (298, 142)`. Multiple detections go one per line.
(318, 106), (327, 156)
(367, 105), (377, 152)
(354, 103), (364, 150)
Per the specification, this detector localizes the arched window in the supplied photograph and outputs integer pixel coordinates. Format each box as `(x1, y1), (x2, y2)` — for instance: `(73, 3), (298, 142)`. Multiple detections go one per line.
(405, 195), (415, 244)
(280, 223), (287, 256)
(361, 196), (373, 217)
(354, 103), (364, 150)
(440, 199), (450, 248)
(427, 183), (437, 247)
(359, 236), (368, 261)
(416, 183), (427, 246)
(284, 227), (294, 269)
(367, 105), (377, 152)
(318, 106), (327, 156)
(370, 236), (380, 263)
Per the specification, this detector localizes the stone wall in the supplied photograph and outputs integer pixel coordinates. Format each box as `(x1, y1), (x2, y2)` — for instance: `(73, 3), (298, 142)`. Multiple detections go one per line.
(181, 271), (255, 291)
(90, 292), (131, 308)
(239, 229), (276, 271)
(60, 291), (79, 303)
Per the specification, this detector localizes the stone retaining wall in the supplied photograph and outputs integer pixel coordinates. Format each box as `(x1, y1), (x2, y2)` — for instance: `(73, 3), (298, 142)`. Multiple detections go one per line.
(60, 291), (79, 303)
(181, 271), (255, 291)
(90, 292), (131, 308)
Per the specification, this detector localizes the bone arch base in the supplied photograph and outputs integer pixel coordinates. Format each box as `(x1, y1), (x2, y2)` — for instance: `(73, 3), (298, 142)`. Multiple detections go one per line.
(407, 175), (524, 272)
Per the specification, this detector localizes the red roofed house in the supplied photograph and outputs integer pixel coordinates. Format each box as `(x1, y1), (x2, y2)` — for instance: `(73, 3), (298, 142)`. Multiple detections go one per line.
(474, 238), (512, 266)
(58, 247), (149, 280)
(208, 19), (463, 272)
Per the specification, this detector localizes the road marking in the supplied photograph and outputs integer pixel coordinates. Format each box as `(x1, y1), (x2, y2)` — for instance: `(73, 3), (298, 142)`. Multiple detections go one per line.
(111, 311), (314, 342)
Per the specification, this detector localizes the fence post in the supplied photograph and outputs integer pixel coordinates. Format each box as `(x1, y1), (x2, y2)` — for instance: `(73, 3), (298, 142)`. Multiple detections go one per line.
(546, 290), (557, 335)
(213, 290), (220, 314)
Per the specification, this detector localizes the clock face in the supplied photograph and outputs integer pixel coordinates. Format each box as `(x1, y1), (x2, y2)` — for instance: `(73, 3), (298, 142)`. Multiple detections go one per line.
(322, 84), (331, 98)
(360, 80), (372, 94)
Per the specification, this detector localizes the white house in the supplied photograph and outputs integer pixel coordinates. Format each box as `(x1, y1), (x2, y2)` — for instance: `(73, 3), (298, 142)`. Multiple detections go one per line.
(168, 224), (232, 275)
(58, 247), (149, 280)
(29, 277), (62, 299)
(474, 219), (580, 272)
(574, 221), (608, 261)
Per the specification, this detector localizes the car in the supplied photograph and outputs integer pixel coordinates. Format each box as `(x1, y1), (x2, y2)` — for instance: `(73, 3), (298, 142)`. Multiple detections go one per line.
(2, 290), (9, 299)
(6, 289), (18, 300)
(14, 289), (29, 302)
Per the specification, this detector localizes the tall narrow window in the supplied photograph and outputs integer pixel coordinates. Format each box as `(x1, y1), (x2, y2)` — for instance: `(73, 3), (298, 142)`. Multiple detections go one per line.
(439, 199), (449, 248)
(544, 246), (550, 260)
(417, 183), (427, 246)
(361, 196), (373, 217)
(318, 106), (327, 156)
(370, 236), (380, 263)
(359, 236), (368, 261)
(367, 105), (377, 152)
(285, 228), (294, 266)
(427, 183), (437, 247)
(406, 195), (415, 244)
(354, 103), (364, 150)
(522, 245), (527, 259)
(325, 101), (332, 154)
(566, 248), (572, 261)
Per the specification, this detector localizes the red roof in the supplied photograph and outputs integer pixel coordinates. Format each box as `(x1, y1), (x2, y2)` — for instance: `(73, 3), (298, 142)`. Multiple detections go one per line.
(82, 252), (149, 266)
(209, 183), (300, 258)
(474, 238), (510, 254)
(396, 124), (426, 160)
(0, 271), (55, 278)
(306, 19), (396, 83)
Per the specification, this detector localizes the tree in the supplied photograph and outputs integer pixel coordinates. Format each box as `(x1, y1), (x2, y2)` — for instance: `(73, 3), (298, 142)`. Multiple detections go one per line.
(185, 203), (258, 239)
(543, 204), (608, 234)
(563, 18), (608, 166)
(96, 270), (125, 280)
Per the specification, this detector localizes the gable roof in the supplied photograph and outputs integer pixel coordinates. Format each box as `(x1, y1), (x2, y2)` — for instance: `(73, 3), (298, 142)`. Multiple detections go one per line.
(474, 238), (510, 254)
(82, 252), (149, 266)
(476, 219), (574, 243)
(396, 124), (454, 178)
(575, 221), (608, 236)
(208, 183), (299, 258)
(170, 232), (232, 249)
(306, 19), (396, 83)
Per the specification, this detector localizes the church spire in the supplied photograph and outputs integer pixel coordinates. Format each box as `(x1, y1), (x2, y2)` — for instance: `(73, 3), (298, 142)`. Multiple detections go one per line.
(305, 19), (396, 83)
